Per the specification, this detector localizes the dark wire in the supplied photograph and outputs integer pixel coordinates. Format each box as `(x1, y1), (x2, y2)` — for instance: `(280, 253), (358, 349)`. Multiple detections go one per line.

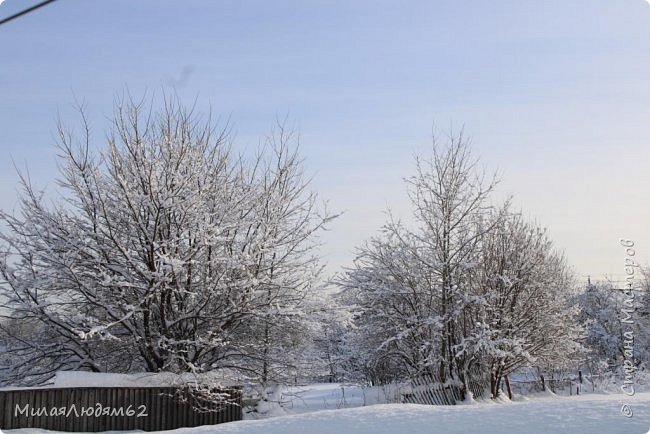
(0, 0), (59, 27)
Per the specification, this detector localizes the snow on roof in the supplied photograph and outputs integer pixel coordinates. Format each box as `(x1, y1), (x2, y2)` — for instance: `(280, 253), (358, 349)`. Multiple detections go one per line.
(0, 370), (240, 391)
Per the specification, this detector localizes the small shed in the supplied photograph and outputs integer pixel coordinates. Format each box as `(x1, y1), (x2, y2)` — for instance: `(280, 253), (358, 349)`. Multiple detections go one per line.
(0, 371), (242, 432)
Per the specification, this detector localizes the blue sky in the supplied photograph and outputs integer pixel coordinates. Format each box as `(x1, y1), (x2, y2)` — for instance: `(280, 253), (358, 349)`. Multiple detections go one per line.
(1, 0), (650, 283)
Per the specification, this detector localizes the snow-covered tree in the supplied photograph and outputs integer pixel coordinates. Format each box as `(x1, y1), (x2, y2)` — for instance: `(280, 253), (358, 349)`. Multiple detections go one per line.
(577, 276), (649, 376)
(339, 228), (433, 384)
(0, 97), (334, 386)
(576, 280), (623, 371)
(339, 132), (499, 391)
(466, 209), (583, 397)
(639, 269), (650, 365)
(339, 132), (583, 399)
(308, 291), (355, 383)
(403, 131), (499, 387)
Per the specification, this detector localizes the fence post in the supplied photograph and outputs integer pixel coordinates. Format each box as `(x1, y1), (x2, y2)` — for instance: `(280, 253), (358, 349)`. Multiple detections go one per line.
(578, 370), (582, 395)
(504, 375), (513, 400)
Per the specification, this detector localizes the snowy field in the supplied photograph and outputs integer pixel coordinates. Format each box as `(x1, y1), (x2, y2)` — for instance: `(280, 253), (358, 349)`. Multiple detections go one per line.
(175, 395), (650, 434)
(4, 383), (650, 434)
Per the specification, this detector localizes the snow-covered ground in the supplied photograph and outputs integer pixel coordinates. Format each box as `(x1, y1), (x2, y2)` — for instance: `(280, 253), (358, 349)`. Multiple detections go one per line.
(5, 382), (650, 434)
(183, 394), (650, 434)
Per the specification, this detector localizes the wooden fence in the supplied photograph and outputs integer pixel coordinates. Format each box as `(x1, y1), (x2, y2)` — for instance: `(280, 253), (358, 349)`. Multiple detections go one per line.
(0, 386), (242, 432)
(401, 374), (463, 405)
(508, 375), (584, 396)
(400, 366), (490, 405)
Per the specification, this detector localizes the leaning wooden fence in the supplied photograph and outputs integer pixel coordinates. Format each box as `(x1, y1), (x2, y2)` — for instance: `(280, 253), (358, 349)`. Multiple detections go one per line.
(0, 386), (242, 432)
(401, 366), (490, 405)
(401, 374), (463, 405)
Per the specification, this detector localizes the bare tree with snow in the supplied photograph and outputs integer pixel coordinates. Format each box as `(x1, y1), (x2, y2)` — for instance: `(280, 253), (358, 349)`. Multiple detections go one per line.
(0, 96), (334, 386)
(339, 131), (583, 400)
(339, 131), (499, 392)
(465, 209), (583, 398)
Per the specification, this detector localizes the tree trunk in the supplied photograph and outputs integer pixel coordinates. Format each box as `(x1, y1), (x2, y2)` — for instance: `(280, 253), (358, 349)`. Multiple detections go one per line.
(504, 374), (513, 400)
